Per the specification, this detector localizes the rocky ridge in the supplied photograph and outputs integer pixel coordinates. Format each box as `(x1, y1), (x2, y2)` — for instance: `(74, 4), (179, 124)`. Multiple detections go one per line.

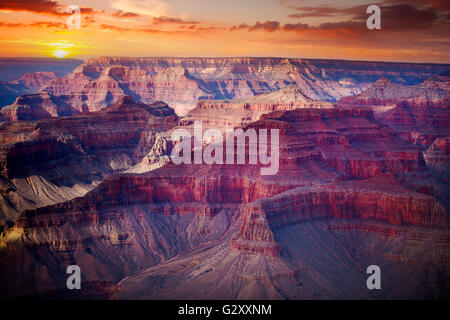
(1, 104), (448, 299)
(4, 58), (449, 119)
(0, 96), (177, 230)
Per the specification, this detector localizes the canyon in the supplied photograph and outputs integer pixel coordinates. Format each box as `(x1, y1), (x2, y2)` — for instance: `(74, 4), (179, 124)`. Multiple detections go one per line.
(0, 58), (82, 110)
(1, 57), (448, 119)
(0, 57), (449, 299)
(0, 95), (177, 230)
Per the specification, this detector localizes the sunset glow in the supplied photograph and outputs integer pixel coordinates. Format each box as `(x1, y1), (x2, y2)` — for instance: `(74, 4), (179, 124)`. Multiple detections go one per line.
(0, 0), (449, 62)
(53, 49), (68, 58)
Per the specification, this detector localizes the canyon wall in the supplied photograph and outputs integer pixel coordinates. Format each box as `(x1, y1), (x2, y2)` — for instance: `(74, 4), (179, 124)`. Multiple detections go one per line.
(0, 96), (177, 230)
(3, 57), (448, 119)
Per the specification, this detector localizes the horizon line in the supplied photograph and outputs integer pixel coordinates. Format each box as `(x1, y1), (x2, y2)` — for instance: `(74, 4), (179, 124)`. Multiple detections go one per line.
(0, 55), (449, 66)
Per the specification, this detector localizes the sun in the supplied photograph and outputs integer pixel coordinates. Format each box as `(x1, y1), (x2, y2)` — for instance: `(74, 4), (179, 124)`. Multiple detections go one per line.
(48, 40), (75, 59)
(53, 49), (68, 59)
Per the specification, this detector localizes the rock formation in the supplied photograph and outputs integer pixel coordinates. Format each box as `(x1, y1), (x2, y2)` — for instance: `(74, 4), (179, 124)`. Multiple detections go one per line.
(0, 72), (57, 110)
(338, 77), (449, 109)
(0, 96), (177, 230)
(338, 74), (450, 148)
(0, 58), (449, 300)
(2, 103), (448, 299)
(5, 57), (448, 119)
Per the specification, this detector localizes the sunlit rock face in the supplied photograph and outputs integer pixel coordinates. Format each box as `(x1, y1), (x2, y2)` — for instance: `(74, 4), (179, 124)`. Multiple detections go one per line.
(0, 96), (177, 231)
(4, 57), (447, 119)
(2, 100), (449, 299)
(338, 75), (450, 147)
(0, 57), (83, 109)
(0, 59), (449, 300)
(0, 72), (57, 111)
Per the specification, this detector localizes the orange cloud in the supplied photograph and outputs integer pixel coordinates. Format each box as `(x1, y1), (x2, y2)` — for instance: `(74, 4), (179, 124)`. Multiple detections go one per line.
(0, 0), (97, 16)
(0, 0), (448, 63)
(0, 0), (60, 15)
(112, 10), (141, 18)
(152, 16), (199, 25)
(0, 21), (64, 28)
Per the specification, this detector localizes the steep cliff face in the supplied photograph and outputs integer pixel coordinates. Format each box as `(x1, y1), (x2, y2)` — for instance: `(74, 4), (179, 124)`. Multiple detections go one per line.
(0, 92), (76, 121)
(180, 85), (334, 132)
(0, 57), (82, 109)
(7, 57), (448, 119)
(0, 59), (449, 300)
(0, 72), (57, 110)
(377, 100), (450, 147)
(258, 108), (426, 178)
(424, 137), (450, 171)
(3, 170), (447, 298)
(0, 95), (177, 177)
(338, 75), (450, 151)
(338, 77), (449, 108)
(131, 85), (332, 172)
(0, 96), (177, 230)
(136, 103), (425, 177)
(6, 106), (429, 230)
(2, 103), (446, 299)
(116, 219), (450, 299)
(111, 172), (449, 300)
(420, 72), (450, 92)
(231, 178), (447, 263)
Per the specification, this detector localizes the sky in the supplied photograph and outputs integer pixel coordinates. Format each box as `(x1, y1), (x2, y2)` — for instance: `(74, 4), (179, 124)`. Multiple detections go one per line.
(0, 0), (449, 63)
